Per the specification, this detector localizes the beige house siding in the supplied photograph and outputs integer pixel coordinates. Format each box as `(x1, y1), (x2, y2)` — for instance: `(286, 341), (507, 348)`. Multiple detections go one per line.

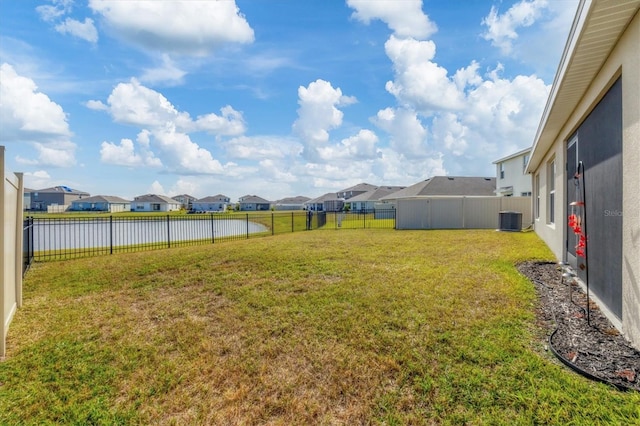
(494, 149), (533, 197)
(529, 5), (639, 347)
(1, 146), (24, 358)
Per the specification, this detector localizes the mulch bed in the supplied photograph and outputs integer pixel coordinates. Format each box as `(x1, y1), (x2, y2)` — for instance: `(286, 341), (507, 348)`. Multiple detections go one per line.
(518, 261), (640, 392)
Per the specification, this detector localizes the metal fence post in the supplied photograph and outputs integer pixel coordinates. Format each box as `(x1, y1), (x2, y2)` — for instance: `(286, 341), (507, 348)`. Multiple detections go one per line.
(167, 215), (171, 248)
(246, 214), (249, 239)
(110, 215), (113, 255)
(211, 213), (215, 244)
(272, 213), (275, 236)
(291, 212), (294, 233)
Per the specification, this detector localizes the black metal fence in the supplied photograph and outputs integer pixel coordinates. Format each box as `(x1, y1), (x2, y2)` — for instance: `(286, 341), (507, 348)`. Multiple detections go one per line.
(23, 217), (34, 275)
(22, 209), (396, 264)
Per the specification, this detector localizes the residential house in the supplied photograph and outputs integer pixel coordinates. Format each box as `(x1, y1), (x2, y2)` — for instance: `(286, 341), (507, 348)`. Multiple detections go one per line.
(273, 196), (310, 211)
(172, 194), (197, 210)
(493, 148), (532, 196)
(348, 186), (405, 212)
(526, 0), (640, 349)
(305, 192), (346, 212)
(192, 194), (231, 213)
(131, 194), (181, 212)
(23, 188), (33, 211)
(238, 195), (271, 211)
(30, 186), (90, 211)
(337, 182), (377, 200)
(381, 176), (497, 201)
(70, 195), (131, 213)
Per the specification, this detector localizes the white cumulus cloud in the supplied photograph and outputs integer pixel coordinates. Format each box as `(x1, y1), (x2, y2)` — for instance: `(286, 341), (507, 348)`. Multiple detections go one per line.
(91, 79), (246, 175)
(292, 79), (356, 161)
(88, 0), (254, 56)
(97, 78), (245, 136)
(23, 170), (53, 189)
(139, 54), (186, 86)
(347, 0), (437, 39)
(373, 107), (431, 158)
(0, 63), (76, 167)
(55, 17), (98, 43)
(224, 135), (302, 161)
(481, 0), (549, 55)
(100, 133), (162, 168)
(317, 129), (380, 161)
(384, 36), (465, 113)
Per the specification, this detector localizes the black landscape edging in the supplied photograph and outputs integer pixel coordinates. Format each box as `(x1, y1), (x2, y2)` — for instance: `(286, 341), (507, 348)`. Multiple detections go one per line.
(548, 328), (637, 392)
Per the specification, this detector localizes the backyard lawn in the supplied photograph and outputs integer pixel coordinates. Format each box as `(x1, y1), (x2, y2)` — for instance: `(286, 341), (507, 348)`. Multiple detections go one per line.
(1, 229), (638, 424)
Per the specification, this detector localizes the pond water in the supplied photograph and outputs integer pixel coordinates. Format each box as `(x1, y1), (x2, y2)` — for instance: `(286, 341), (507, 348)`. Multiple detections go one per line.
(32, 218), (269, 251)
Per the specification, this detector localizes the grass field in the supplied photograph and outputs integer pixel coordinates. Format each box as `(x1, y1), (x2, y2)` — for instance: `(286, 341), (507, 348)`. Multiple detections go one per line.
(2, 229), (639, 424)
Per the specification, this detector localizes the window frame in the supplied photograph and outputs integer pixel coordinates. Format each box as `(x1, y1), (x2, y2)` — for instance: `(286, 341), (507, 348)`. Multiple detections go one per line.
(547, 158), (556, 224)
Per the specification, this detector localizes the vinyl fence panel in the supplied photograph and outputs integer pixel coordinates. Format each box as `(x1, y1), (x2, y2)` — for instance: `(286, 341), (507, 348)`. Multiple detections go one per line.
(396, 196), (531, 230)
(464, 197), (501, 229)
(396, 198), (431, 229)
(1, 146), (24, 358)
(430, 198), (464, 229)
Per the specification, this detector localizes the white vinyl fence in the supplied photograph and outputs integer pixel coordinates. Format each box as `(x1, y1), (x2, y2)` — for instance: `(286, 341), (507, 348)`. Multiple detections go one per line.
(395, 196), (532, 230)
(1, 146), (24, 358)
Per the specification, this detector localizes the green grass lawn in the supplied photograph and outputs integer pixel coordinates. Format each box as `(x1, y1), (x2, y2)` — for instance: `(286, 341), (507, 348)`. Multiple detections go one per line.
(2, 230), (638, 424)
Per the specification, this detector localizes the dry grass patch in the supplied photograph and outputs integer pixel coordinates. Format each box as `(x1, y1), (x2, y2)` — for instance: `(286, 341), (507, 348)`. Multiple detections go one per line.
(2, 230), (639, 424)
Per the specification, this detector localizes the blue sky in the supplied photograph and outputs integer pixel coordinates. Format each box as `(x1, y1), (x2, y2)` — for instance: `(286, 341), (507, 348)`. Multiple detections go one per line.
(0, 0), (579, 201)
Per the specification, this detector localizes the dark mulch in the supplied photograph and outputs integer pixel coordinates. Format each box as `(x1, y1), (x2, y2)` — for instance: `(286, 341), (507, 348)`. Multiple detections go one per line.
(518, 261), (640, 392)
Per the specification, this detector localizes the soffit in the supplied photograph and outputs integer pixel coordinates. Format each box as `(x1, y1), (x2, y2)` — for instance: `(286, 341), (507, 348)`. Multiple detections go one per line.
(528, 0), (640, 171)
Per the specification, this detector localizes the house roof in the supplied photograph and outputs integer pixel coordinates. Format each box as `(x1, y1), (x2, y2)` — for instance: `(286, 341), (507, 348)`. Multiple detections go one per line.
(172, 194), (197, 201)
(527, 0), (640, 172)
(72, 195), (130, 204)
(306, 192), (339, 204)
(195, 194), (230, 203)
(348, 186), (406, 202)
(492, 147), (532, 164)
(34, 186), (90, 195)
(337, 182), (377, 193)
(133, 194), (180, 204)
(239, 195), (271, 204)
(381, 176), (496, 200)
(275, 196), (311, 204)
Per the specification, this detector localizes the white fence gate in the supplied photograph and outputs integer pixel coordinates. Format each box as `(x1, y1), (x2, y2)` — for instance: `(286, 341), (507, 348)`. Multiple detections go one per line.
(1, 146), (24, 358)
(395, 196), (532, 230)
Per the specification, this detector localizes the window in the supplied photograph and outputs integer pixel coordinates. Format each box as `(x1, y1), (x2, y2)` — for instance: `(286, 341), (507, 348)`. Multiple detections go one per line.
(547, 159), (556, 224)
(523, 153), (530, 172)
(499, 163), (505, 179)
(521, 192), (532, 196)
(535, 174), (540, 219)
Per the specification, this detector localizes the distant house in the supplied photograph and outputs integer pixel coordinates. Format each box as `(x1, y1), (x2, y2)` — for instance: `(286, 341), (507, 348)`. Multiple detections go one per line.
(70, 195), (131, 213)
(526, 0), (640, 349)
(192, 194), (231, 213)
(381, 176), (496, 201)
(273, 196), (310, 211)
(348, 186), (405, 212)
(172, 194), (197, 210)
(131, 194), (181, 212)
(493, 148), (532, 197)
(30, 186), (90, 211)
(23, 188), (33, 211)
(238, 195), (271, 211)
(304, 192), (343, 212)
(337, 182), (377, 200)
